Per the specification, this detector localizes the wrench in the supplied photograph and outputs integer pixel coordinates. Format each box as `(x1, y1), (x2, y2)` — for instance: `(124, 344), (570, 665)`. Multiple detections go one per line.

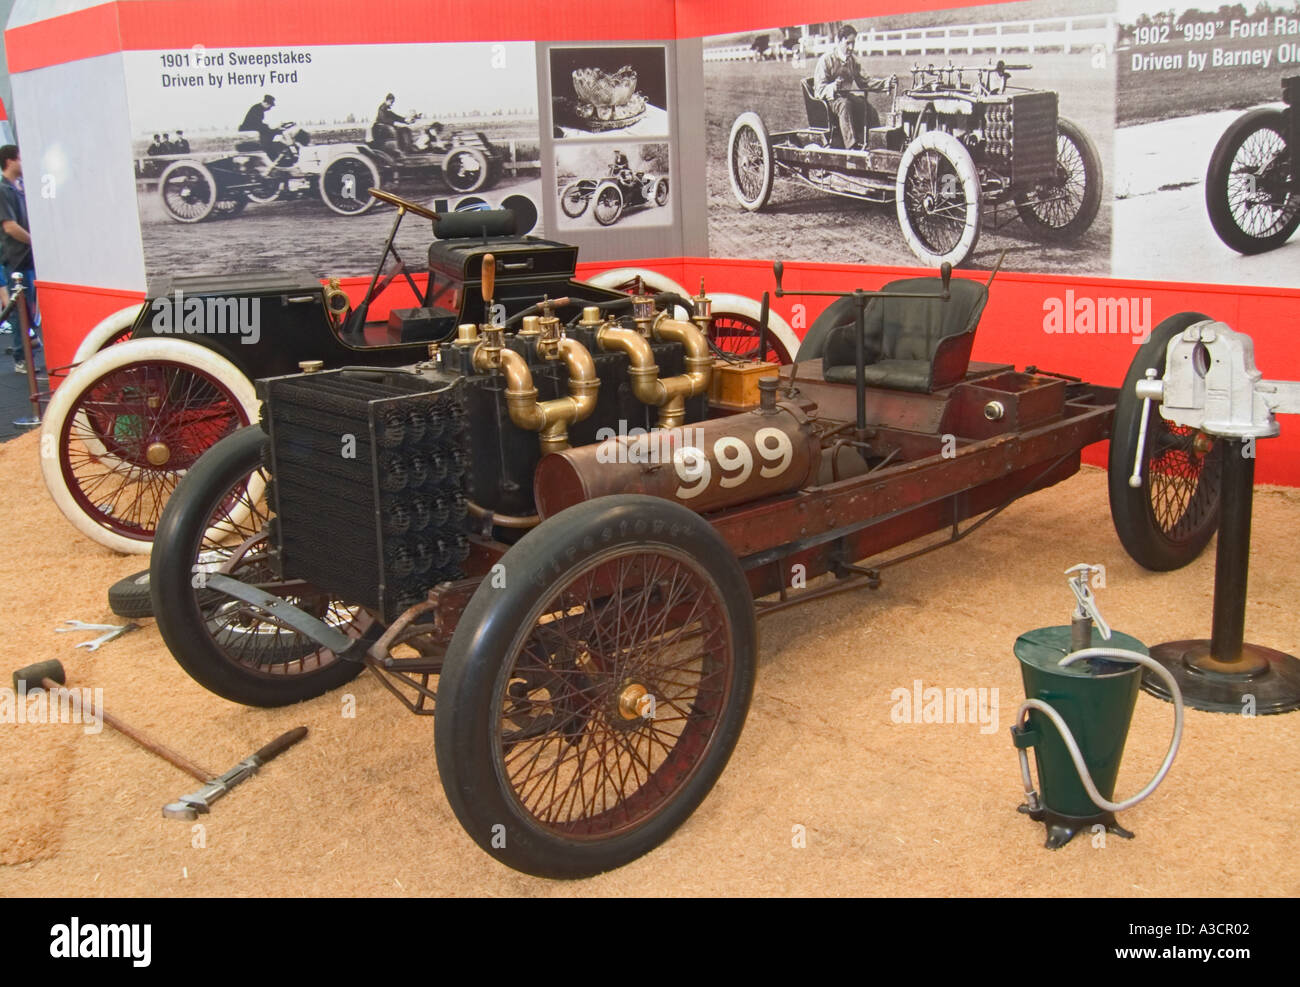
(56, 620), (140, 651)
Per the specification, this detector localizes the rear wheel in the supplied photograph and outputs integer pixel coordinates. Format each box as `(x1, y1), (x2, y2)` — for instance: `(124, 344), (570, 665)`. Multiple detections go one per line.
(560, 182), (590, 218)
(708, 292), (797, 365)
(896, 129), (982, 267)
(159, 160), (218, 223)
(654, 177), (670, 207)
(1108, 312), (1222, 571)
(592, 181), (624, 226)
(40, 338), (260, 554)
(319, 154), (380, 215)
(244, 181), (283, 205)
(151, 427), (373, 707)
(727, 111), (774, 211)
(1015, 117), (1103, 241)
(435, 495), (757, 878)
(1205, 107), (1300, 254)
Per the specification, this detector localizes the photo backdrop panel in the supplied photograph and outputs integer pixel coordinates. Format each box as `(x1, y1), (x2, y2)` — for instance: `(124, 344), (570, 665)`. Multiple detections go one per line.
(1114, 1), (1300, 286)
(123, 41), (542, 281)
(701, 0), (1117, 274)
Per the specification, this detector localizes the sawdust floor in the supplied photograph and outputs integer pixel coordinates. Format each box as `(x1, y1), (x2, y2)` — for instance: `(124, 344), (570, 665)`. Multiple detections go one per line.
(1, 427), (1297, 897)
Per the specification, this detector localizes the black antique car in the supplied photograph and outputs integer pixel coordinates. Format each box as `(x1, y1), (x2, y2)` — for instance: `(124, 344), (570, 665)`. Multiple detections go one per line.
(726, 60), (1103, 266)
(1205, 75), (1299, 254)
(560, 167), (670, 226)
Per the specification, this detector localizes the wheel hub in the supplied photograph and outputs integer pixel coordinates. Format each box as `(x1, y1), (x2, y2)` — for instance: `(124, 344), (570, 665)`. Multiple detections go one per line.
(146, 441), (171, 466)
(617, 682), (655, 721)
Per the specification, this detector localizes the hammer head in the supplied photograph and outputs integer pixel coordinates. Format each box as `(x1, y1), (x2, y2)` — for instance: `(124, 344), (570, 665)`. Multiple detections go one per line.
(13, 659), (65, 691)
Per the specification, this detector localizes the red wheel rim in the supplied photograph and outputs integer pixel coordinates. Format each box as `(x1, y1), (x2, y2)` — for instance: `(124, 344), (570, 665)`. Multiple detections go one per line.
(58, 359), (251, 542)
(494, 547), (735, 839)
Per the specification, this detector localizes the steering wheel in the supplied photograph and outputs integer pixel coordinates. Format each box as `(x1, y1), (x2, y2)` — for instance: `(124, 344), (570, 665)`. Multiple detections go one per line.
(367, 187), (440, 221)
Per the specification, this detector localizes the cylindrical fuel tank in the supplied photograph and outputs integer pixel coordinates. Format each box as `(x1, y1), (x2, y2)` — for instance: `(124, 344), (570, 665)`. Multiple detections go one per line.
(534, 402), (820, 518)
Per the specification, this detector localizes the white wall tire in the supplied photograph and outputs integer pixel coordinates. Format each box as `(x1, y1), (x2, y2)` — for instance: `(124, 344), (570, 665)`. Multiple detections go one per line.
(708, 292), (799, 365)
(727, 111), (774, 211)
(895, 130), (983, 267)
(40, 338), (262, 554)
(72, 304), (144, 364)
(585, 267), (691, 300)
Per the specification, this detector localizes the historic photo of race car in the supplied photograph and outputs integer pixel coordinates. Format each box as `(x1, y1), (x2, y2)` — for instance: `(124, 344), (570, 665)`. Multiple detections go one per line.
(136, 190), (1216, 879)
(726, 60), (1103, 266)
(1205, 75), (1299, 255)
(364, 113), (507, 195)
(560, 166), (670, 226)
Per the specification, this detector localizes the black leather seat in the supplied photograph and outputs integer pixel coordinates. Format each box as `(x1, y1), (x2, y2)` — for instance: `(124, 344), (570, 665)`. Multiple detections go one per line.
(797, 277), (988, 393)
(234, 140), (262, 153)
(800, 77), (842, 146)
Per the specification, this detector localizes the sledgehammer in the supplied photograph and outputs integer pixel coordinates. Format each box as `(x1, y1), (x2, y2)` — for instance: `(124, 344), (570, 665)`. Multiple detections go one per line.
(12, 659), (307, 820)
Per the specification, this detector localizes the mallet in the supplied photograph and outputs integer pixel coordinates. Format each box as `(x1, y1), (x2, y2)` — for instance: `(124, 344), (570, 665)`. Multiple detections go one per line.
(12, 659), (307, 820)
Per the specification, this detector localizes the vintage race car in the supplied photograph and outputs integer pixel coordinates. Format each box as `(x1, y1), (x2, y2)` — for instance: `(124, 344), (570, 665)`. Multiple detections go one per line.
(1205, 75), (1299, 254)
(726, 60), (1103, 266)
(143, 195), (1221, 878)
(560, 168), (670, 226)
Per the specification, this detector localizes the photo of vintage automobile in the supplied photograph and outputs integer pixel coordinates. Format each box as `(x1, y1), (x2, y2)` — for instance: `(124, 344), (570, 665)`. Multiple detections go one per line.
(154, 120), (507, 223)
(560, 168), (670, 226)
(40, 195), (776, 553)
(726, 61), (1103, 266)
(1204, 75), (1299, 255)
(139, 191), (1218, 878)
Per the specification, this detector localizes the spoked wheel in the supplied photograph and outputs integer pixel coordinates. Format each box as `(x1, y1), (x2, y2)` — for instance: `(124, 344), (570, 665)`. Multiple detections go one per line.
(443, 147), (490, 193)
(654, 177), (670, 207)
(1109, 312), (1222, 571)
(213, 196), (247, 218)
(159, 160), (218, 223)
(1015, 117), (1103, 241)
(1205, 107), (1300, 254)
(40, 339), (260, 554)
(151, 427), (374, 707)
(895, 129), (982, 267)
(319, 154), (381, 215)
(592, 180), (624, 226)
(436, 495), (757, 878)
(727, 111), (774, 211)
(71, 304), (143, 364)
(560, 182), (590, 218)
(708, 294), (796, 365)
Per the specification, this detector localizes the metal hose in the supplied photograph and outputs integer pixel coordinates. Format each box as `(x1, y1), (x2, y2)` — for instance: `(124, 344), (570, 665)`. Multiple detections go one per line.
(1015, 647), (1183, 814)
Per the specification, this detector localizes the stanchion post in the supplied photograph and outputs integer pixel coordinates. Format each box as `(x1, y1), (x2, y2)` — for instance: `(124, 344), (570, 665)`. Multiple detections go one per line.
(11, 272), (41, 428)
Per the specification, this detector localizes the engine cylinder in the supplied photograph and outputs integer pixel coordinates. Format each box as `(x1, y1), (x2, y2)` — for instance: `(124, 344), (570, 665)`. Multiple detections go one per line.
(534, 403), (819, 518)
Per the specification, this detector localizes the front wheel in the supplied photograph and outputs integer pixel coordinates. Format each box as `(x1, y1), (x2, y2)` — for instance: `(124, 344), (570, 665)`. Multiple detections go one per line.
(654, 176), (670, 207)
(1014, 117), (1103, 241)
(560, 182), (590, 218)
(727, 111), (774, 211)
(443, 147), (490, 193)
(1108, 312), (1222, 571)
(319, 154), (381, 215)
(435, 495), (758, 878)
(592, 180), (624, 226)
(896, 129), (982, 267)
(151, 427), (373, 707)
(1205, 107), (1300, 254)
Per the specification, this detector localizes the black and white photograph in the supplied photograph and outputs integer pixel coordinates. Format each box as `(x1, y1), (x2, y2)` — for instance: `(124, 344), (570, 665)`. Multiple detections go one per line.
(703, 0), (1117, 272)
(554, 141), (672, 229)
(1113, 0), (1300, 286)
(549, 45), (670, 139)
(125, 41), (544, 278)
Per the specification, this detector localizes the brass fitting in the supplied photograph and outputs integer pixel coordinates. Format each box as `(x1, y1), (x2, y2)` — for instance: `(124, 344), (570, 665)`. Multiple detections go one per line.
(631, 293), (656, 336)
(691, 278), (713, 336)
(456, 322), (479, 344)
(597, 312), (712, 429)
(519, 315), (541, 337)
(578, 306), (604, 331)
(473, 336), (599, 454)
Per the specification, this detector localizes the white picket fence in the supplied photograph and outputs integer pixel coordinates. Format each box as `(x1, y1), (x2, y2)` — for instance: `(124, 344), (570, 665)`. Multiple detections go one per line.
(704, 15), (1117, 63)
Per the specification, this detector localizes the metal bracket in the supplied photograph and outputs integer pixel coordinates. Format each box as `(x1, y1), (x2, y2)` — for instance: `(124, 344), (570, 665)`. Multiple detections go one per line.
(203, 574), (359, 658)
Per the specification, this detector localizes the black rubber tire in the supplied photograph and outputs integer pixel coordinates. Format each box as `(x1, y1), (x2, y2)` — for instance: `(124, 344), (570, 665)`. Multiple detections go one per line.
(1108, 311), (1222, 571)
(1205, 107), (1300, 254)
(151, 427), (370, 707)
(108, 569), (154, 619)
(435, 495), (758, 879)
(1014, 117), (1103, 242)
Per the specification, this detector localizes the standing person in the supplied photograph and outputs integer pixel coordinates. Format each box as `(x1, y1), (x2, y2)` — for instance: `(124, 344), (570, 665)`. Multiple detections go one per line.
(812, 24), (887, 150)
(0, 145), (39, 373)
(174, 130), (190, 154)
(239, 95), (279, 157)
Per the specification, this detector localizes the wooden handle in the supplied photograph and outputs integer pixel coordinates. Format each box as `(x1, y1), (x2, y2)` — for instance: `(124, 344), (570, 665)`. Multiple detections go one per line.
(482, 253), (495, 304)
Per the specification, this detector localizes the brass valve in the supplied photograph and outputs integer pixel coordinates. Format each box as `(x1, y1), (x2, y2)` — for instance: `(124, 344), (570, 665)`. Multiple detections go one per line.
(518, 315), (541, 337)
(578, 306), (604, 331)
(456, 322), (479, 344)
(632, 293), (656, 336)
(691, 278), (713, 334)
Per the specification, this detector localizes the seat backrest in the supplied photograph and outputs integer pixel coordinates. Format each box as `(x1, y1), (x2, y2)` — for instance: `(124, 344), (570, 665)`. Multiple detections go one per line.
(819, 277), (988, 391)
(801, 77), (833, 134)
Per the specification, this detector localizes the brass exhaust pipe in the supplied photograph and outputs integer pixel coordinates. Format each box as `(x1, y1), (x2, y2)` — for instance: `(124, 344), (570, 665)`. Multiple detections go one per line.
(596, 314), (712, 429)
(473, 333), (599, 454)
